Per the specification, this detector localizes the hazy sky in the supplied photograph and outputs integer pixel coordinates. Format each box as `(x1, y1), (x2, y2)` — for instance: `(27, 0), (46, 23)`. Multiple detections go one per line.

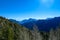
(0, 0), (60, 20)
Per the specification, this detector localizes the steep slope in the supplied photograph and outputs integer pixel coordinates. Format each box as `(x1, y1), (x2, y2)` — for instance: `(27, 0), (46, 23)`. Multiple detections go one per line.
(0, 16), (43, 40)
(9, 19), (20, 24)
(0, 16), (29, 40)
(0, 16), (60, 40)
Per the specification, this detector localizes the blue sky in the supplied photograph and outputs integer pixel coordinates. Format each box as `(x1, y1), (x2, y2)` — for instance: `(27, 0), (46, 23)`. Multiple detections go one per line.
(0, 0), (60, 20)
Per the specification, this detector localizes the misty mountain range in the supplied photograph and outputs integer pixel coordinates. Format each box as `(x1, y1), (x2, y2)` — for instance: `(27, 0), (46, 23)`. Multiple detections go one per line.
(9, 17), (60, 32)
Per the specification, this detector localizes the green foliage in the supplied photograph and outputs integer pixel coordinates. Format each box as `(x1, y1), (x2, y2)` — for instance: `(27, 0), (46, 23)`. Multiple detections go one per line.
(0, 17), (22, 40)
(0, 16), (60, 40)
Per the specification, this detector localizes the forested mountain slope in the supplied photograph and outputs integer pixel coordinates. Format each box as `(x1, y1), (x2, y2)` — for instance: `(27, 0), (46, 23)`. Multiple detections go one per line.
(0, 16), (60, 40)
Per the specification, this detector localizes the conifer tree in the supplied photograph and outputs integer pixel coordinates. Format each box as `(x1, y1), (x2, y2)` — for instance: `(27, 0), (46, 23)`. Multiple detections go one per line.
(32, 25), (42, 40)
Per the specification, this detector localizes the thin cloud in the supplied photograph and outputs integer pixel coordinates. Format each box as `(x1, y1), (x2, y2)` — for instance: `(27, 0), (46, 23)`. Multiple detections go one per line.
(40, 0), (54, 8)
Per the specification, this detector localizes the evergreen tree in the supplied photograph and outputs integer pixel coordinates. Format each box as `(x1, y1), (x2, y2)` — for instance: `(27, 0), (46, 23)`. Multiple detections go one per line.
(32, 25), (42, 40)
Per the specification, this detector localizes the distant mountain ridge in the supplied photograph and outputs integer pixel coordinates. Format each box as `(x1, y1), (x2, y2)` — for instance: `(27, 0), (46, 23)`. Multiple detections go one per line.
(0, 16), (60, 40)
(0, 16), (51, 40)
(9, 17), (60, 32)
(20, 18), (37, 24)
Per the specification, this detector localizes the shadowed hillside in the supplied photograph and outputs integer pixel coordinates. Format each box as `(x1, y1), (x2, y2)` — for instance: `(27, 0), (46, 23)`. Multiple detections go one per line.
(0, 16), (60, 40)
(20, 17), (60, 32)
